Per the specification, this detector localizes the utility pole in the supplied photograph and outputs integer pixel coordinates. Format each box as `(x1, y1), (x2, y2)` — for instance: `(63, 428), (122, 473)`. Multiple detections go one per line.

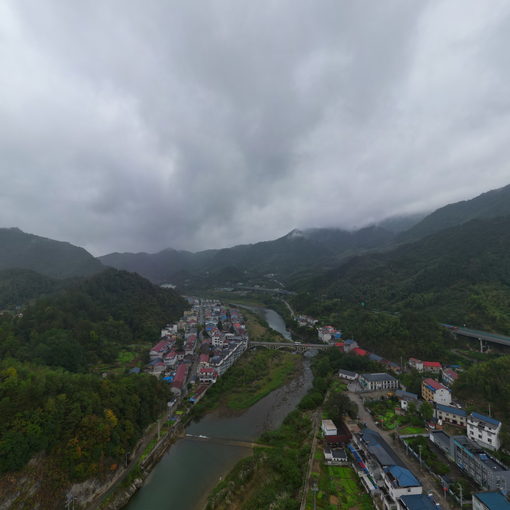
(157, 419), (161, 440)
(418, 444), (423, 467)
(458, 483), (463, 508)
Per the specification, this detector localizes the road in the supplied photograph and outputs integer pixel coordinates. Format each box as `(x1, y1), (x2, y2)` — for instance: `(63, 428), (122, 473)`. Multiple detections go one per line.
(347, 391), (452, 510)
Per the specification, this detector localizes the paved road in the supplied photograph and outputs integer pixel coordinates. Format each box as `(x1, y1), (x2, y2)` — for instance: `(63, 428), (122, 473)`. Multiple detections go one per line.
(347, 391), (452, 510)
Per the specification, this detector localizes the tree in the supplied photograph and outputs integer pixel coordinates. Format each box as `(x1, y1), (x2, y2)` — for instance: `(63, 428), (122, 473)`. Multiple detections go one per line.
(420, 401), (433, 421)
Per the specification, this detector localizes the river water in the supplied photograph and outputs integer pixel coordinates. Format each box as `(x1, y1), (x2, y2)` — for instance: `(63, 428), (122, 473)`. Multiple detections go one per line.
(125, 309), (309, 510)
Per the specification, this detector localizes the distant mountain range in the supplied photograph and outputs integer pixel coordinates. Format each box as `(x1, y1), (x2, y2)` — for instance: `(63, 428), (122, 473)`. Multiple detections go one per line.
(0, 227), (104, 278)
(99, 225), (397, 285)
(3, 182), (510, 301)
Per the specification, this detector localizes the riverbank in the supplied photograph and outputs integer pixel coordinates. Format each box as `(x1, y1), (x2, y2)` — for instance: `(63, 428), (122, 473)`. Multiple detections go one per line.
(192, 349), (301, 417)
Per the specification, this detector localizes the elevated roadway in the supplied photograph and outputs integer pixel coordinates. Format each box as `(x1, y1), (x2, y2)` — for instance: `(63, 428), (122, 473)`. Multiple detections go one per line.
(442, 324), (510, 350)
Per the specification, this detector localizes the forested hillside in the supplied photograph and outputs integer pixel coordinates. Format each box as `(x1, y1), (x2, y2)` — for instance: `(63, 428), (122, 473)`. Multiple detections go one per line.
(0, 227), (104, 278)
(0, 268), (188, 507)
(399, 183), (510, 242)
(294, 217), (510, 331)
(0, 268), (65, 309)
(0, 268), (188, 371)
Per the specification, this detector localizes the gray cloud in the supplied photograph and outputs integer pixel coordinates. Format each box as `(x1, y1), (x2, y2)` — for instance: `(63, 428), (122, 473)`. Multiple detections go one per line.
(1, 0), (510, 255)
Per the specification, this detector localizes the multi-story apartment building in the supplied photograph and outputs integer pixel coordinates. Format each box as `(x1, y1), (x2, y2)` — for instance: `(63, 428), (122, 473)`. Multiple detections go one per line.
(467, 412), (502, 451)
(421, 378), (451, 405)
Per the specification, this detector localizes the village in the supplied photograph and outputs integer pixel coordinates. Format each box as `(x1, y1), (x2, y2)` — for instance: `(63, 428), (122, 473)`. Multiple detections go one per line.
(142, 305), (509, 510)
(312, 323), (509, 510)
(145, 297), (248, 409)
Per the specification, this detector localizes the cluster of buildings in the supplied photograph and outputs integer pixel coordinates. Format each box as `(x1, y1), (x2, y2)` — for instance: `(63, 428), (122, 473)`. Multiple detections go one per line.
(321, 418), (352, 464)
(430, 430), (510, 492)
(352, 427), (439, 510)
(145, 298), (248, 401)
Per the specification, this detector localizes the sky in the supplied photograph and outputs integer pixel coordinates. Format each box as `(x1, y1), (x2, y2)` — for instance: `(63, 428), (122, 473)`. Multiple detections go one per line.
(1, 1), (510, 256)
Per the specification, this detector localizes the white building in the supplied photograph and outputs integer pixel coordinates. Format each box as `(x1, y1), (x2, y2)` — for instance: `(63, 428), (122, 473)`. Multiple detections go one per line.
(321, 419), (337, 436)
(338, 369), (358, 381)
(382, 465), (422, 506)
(467, 412), (502, 451)
(359, 373), (399, 392)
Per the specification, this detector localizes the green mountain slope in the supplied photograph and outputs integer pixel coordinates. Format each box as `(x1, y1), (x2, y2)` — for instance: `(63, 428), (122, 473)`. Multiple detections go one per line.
(399, 183), (510, 242)
(1, 268), (188, 370)
(294, 216), (510, 333)
(0, 268), (66, 309)
(100, 226), (395, 285)
(0, 227), (104, 278)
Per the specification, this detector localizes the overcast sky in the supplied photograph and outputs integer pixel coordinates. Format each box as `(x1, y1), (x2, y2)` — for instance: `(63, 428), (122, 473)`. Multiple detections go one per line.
(1, 1), (510, 255)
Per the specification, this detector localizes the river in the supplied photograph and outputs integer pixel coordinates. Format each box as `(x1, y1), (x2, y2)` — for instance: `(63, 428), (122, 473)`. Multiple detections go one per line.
(124, 309), (309, 510)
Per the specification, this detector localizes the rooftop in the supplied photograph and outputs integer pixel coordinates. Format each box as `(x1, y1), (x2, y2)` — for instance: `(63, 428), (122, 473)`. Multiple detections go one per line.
(436, 404), (466, 417)
(423, 378), (448, 391)
(399, 494), (440, 510)
(361, 372), (397, 382)
(385, 465), (421, 488)
(470, 412), (501, 427)
(474, 491), (510, 509)
(395, 390), (418, 400)
(361, 428), (405, 468)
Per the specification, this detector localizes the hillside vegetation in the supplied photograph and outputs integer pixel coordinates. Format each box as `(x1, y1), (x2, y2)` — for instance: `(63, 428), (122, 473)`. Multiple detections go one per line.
(0, 227), (104, 278)
(399, 183), (510, 242)
(294, 217), (510, 329)
(0, 268), (66, 309)
(0, 268), (188, 507)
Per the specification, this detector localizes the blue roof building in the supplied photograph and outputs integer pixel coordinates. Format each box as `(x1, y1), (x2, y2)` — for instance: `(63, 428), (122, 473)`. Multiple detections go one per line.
(400, 494), (440, 510)
(473, 491), (510, 509)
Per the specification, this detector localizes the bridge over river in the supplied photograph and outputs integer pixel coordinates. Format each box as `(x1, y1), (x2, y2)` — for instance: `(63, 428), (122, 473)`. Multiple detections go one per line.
(249, 340), (332, 352)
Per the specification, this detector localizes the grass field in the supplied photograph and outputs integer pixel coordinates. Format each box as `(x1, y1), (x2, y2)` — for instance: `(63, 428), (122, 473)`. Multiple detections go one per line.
(308, 465), (374, 510)
(399, 426), (427, 435)
(225, 353), (299, 410)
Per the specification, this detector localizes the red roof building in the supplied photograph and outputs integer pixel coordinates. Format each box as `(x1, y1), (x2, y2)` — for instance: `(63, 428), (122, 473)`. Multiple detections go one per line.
(352, 347), (368, 356)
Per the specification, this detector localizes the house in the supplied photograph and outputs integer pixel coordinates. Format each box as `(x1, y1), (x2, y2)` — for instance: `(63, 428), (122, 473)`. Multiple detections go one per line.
(441, 367), (459, 387)
(338, 369), (358, 381)
(150, 340), (170, 359)
(352, 347), (368, 357)
(408, 358), (423, 371)
(321, 419), (337, 436)
(408, 358), (442, 373)
(199, 353), (210, 367)
(421, 378), (451, 405)
(473, 491), (510, 510)
(422, 361), (442, 373)
(383, 465), (422, 503)
(368, 353), (383, 362)
(324, 420), (351, 446)
(399, 494), (440, 510)
(359, 373), (399, 392)
(198, 367), (218, 384)
(395, 390), (418, 410)
(434, 404), (467, 427)
(163, 351), (178, 367)
(343, 339), (358, 353)
(324, 447), (348, 464)
(467, 412), (502, 451)
(170, 363), (189, 395)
